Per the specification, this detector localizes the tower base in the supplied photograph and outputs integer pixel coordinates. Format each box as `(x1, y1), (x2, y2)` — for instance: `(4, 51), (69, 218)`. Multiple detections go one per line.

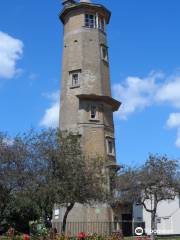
(52, 203), (115, 236)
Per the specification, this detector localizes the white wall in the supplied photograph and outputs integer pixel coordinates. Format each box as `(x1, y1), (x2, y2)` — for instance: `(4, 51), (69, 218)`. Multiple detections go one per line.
(133, 196), (180, 235)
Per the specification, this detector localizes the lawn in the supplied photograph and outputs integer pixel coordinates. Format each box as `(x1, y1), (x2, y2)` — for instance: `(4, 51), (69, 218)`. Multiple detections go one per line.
(157, 238), (180, 240)
(125, 237), (180, 240)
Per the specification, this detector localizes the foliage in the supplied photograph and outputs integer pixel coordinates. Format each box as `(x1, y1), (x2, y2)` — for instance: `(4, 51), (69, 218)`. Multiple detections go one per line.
(55, 233), (123, 240)
(0, 131), (41, 233)
(0, 129), (107, 234)
(1, 235), (180, 240)
(29, 220), (48, 239)
(0, 236), (23, 240)
(36, 130), (107, 233)
(114, 154), (180, 240)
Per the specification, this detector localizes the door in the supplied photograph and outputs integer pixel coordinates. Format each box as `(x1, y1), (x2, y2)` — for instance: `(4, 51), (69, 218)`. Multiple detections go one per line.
(122, 214), (132, 236)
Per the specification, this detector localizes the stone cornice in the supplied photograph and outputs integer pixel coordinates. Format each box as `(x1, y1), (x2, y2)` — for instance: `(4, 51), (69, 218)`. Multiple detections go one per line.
(76, 94), (121, 112)
(59, 2), (111, 24)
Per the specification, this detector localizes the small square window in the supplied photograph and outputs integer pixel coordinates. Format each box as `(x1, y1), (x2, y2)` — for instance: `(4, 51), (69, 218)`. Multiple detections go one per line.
(101, 46), (108, 62)
(69, 70), (81, 88)
(85, 14), (96, 28)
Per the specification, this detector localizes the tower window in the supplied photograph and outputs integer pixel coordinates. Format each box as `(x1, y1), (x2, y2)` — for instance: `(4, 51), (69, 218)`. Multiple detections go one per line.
(90, 105), (98, 120)
(69, 70), (81, 88)
(54, 209), (59, 220)
(85, 14), (96, 28)
(101, 45), (108, 62)
(72, 73), (78, 86)
(106, 137), (115, 156)
(108, 140), (113, 154)
(84, 14), (106, 32)
(98, 16), (105, 31)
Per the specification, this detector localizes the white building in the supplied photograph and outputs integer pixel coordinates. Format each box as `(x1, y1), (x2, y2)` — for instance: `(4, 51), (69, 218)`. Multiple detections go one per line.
(133, 196), (180, 235)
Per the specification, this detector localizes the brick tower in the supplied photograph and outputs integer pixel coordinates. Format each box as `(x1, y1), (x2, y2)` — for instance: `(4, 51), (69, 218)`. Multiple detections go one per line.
(54, 0), (121, 233)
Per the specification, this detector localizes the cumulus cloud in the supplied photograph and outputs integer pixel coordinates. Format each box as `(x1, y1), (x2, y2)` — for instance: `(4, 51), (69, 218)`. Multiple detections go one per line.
(176, 129), (180, 148)
(39, 71), (180, 146)
(0, 31), (23, 79)
(113, 70), (180, 148)
(166, 113), (180, 148)
(40, 91), (60, 128)
(156, 76), (180, 108)
(3, 138), (14, 146)
(167, 112), (180, 128)
(113, 72), (163, 119)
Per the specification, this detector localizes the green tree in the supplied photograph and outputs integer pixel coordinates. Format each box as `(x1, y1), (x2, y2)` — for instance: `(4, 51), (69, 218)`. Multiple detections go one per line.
(36, 129), (107, 233)
(0, 131), (41, 233)
(114, 154), (180, 240)
(0, 129), (107, 234)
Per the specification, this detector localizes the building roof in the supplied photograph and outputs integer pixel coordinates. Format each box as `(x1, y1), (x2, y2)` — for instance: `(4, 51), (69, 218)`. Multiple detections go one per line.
(59, 2), (111, 24)
(76, 94), (121, 112)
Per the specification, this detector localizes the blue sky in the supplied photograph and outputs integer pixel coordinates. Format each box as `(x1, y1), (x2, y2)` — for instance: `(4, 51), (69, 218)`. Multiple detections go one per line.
(0, 0), (180, 166)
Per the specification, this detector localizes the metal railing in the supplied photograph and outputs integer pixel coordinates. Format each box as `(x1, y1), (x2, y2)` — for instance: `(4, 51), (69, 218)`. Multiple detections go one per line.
(52, 221), (145, 237)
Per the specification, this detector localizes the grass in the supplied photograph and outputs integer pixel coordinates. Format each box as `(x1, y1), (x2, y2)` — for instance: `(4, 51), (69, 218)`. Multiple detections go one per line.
(125, 237), (180, 240)
(157, 238), (180, 240)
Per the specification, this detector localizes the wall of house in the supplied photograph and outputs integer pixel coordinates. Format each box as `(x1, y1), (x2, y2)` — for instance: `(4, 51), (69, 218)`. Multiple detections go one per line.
(133, 196), (180, 235)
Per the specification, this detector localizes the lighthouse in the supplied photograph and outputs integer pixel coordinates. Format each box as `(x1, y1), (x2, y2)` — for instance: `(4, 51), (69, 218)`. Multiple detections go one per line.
(54, 0), (122, 233)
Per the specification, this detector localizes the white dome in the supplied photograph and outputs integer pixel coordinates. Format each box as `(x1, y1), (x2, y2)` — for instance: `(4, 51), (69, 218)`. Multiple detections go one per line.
(80, 0), (92, 3)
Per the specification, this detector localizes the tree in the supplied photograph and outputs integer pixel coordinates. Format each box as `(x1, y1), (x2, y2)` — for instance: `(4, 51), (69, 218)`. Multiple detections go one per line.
(0, 131), (42, 233)
(36, 129), (107, 233)
(114, 154), (180, 240)
(0, 133), (13, 225)
(0, 129), (107, 234)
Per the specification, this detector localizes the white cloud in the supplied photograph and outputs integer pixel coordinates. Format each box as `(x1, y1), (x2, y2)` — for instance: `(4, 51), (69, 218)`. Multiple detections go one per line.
(3, 138), (14, 146)
(166, 113), (180, 148)
(176, 129), (180, 148)
(113, 70), (180, 148)
(113, 72), (163, 119)
(0, 31), (23, 79)
(155, 76), (180, 108)
(166, 112), (180, 128)
(39, 70), (180, 146)
(40, 91), (60, 128)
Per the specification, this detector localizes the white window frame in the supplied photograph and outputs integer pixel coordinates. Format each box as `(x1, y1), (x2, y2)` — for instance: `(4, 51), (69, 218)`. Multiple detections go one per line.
(54, 209), (59, 220)
(98, 15), (105, 32)
(84, 13), (106, 32)
(85, 13), (96, 29)
(69, 70), (81, 88)
(106, 137), (115, 156)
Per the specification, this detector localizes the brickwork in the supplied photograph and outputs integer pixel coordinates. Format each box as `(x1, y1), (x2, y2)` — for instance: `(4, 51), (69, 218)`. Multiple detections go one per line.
(57, 1), (121, 225)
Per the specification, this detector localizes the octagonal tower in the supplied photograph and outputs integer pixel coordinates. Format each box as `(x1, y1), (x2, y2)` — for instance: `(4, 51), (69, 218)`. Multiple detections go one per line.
(54, 0), (122, 233)
(60, 0), (120, 165)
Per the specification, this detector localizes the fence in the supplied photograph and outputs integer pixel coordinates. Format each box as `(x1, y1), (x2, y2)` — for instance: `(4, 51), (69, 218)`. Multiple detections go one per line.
(52, 221), (145, 237)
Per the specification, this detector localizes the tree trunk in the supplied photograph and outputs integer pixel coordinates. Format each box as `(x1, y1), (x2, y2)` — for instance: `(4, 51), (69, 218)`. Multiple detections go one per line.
(151, 211), (156, 240)
(62, 203), (74, 234)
